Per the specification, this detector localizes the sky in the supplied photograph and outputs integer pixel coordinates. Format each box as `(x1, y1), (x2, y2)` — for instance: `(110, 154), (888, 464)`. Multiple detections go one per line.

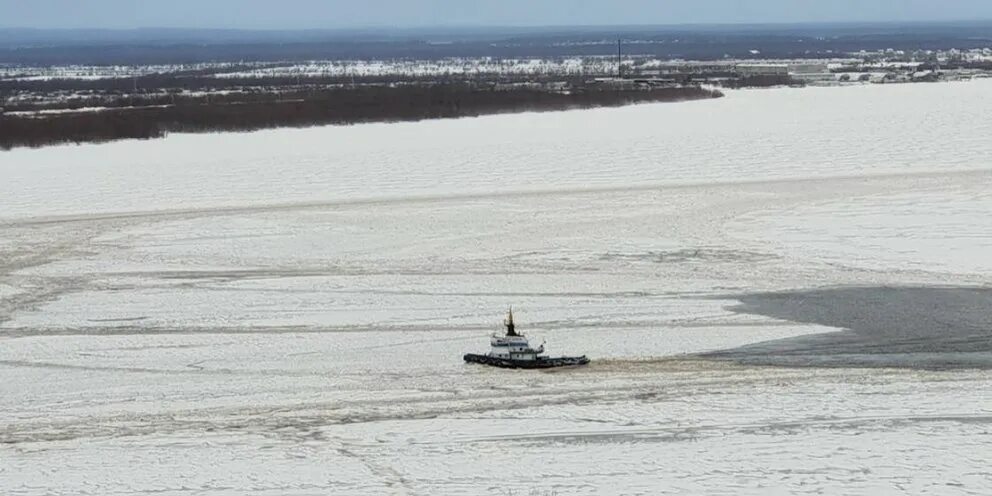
(2, 0), (991, 29)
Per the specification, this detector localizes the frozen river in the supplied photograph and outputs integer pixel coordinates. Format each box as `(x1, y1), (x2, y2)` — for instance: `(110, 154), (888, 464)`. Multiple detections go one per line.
(2, 81), (992, 495)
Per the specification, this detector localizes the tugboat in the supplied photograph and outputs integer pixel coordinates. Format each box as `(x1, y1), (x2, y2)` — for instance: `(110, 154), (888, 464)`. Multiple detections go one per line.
(463, 308), (590, 369)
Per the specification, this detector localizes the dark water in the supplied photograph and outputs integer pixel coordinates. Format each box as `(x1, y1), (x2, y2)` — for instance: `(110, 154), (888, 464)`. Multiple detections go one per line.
(706, 286), (992, 369)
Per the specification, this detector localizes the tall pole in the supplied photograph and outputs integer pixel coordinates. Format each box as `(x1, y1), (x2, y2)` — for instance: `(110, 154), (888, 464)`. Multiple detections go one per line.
(617, 38), (622, 79)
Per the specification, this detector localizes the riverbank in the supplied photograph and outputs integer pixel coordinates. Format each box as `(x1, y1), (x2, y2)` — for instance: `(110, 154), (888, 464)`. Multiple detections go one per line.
(0, 83), (721, 150)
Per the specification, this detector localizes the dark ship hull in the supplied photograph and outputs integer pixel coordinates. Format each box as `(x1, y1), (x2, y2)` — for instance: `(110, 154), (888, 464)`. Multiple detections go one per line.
(464, 353), (590, 369)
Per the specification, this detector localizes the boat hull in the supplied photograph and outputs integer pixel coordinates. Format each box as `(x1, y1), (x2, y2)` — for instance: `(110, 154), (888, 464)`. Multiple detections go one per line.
(463, 353), (590, 369)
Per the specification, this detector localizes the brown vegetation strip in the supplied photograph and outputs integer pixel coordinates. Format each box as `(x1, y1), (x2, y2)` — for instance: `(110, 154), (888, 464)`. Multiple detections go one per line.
(0, 84), (721, 149)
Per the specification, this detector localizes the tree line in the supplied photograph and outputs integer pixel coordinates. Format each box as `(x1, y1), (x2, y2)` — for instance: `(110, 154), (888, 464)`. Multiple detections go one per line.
(1, 83), (722, 150)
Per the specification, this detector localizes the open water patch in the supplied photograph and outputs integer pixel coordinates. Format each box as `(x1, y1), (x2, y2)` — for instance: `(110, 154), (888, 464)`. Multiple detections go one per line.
(705, 286), (992, 369)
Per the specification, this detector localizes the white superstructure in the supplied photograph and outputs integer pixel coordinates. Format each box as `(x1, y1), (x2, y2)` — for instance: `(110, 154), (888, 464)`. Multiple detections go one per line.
(488, 309), (545, 361)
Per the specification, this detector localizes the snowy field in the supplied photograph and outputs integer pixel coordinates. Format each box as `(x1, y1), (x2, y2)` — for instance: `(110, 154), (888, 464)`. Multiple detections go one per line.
(2, 81), (992, 495)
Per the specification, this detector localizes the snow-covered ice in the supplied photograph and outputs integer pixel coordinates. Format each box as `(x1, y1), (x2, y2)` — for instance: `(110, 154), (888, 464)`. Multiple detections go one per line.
(2, 81), (992, 495)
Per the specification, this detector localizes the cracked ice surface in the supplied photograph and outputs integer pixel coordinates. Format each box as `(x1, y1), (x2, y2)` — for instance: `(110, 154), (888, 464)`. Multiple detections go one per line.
(2, 81), (992, 495)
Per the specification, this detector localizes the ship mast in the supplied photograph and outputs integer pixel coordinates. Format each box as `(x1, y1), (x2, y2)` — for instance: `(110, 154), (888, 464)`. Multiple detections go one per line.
(505, 307), (518, 336)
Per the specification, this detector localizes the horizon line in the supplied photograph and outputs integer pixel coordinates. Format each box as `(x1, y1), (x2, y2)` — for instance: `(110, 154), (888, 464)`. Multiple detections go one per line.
(3, 19), (992, 32)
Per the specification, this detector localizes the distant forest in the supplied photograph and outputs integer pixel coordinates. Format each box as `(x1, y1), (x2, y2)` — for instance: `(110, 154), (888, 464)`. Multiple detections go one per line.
(0, 84), (722, 150)
(3, 22), (992, 64)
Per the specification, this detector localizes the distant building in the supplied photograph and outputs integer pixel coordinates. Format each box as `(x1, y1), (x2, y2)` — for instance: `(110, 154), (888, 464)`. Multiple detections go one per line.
(736, 64), (789, 76)
(788, 63), (829, 74)
(790, 63), (837, 84)
(793, 72), (840, 85)
(911, 70), (940, 82)
(590, 78), (655, 89)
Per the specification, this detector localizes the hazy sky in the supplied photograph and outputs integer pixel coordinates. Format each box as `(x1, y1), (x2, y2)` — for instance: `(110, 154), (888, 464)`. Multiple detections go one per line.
(3, 0), (991, 29)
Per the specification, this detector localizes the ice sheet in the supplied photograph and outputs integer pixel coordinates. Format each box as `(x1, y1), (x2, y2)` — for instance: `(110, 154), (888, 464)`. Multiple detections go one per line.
(3, 81), (992, 495)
